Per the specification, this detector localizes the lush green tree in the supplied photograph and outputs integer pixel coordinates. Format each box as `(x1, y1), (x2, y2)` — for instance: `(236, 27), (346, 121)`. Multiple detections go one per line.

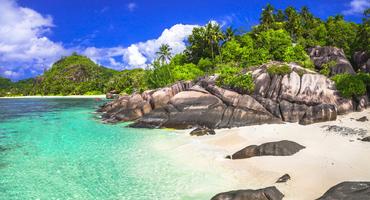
(354, 9), (370, 53)
(254, 29), (292, 61)
(0, 77), (12, 89)
(105, 69), (148, 94)
(146, 61), (175, 89)
(325, 15), (358, 56)
(197, 58), (214, 72)
(224, 26), (236, 41)
(172, 63), (204, 81)
(332, 74), (367, 98)
(260, 4), (275, 27)
(186, 22), (224, 63)
(274, 9), (285, 22)
(170, 53), (188, 66)
(284, 6), (303, 41)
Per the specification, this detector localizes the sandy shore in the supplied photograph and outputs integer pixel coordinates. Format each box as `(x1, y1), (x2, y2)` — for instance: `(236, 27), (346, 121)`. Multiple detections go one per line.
(0, 95), (106, 99)
(177, 109), (370, 199)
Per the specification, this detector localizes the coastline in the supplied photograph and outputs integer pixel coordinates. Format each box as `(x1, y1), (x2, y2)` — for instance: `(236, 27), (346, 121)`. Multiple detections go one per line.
(0, 95), (106, 99)
(175, 109), (370, 200)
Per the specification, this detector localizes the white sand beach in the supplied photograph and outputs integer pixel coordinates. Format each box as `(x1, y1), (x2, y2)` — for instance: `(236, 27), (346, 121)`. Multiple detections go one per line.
(0, 95), (106, 99)
(175, 109), (370, 200)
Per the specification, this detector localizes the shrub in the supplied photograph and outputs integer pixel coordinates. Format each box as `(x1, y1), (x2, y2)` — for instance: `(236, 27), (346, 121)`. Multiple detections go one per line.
(216, 66), (255, 94)
(320, 60), (337, 76)
(172, 63), (204, 81)
(197, 58), (214, 72)
(297, 59), (315, 70)
(332, 74), (366, 98)
(267, 64), (292, 76)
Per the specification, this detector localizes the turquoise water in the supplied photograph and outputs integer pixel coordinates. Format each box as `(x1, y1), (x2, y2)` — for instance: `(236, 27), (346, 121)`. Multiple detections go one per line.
(0, 98), (228, 200)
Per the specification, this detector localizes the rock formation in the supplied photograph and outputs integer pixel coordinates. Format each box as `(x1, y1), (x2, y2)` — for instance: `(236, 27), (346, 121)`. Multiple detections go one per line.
(226, 140), (305, 159)
(189, 127), (216, 136)
(98, 60), (368, 129)
(308, 46), (356, 76)
(317, 181), (370, 200)
(276, 174), (291, 183)
(210, 186), (284, 200)
(353, 51), (370, 73)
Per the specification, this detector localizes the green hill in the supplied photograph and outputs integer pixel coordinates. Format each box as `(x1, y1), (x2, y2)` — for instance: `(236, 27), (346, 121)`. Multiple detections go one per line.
(37, 53), (118, 95)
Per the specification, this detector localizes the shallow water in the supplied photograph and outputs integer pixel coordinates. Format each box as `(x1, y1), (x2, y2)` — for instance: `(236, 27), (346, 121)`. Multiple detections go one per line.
(0, 98), (229, 200)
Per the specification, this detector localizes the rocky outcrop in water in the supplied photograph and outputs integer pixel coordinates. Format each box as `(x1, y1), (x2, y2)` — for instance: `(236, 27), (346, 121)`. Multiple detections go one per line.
(308, 46), (355, 76)
(98, 61), (368, 129)
(210, 186), (284, 200)
(317, 181), (370, 200)
(226, 140), (305, 159)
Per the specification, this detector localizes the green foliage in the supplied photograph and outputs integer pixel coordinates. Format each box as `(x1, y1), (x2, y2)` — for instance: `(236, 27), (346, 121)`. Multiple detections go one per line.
(84, 91), (103, 95)
(283, 44), (309, 62)
(297, 59), (315, 70)
(197, 58), (214, 72)
(320, 60), (337, 76)
(105, 68), (148, 94)
(326, 16), (358, 56)
(0, 77), (12, 89)
(146, 61), (175, 89)
(186, 22), (224, 63)
(170, 53), (188, 66)
(254, 29), (293, 61)
(216, 66), (254, 93)
(39, 54), (117, 95)
(332, 74), (366, 98)
(267, 65), (292, 76)
(172, 63), (204, 81)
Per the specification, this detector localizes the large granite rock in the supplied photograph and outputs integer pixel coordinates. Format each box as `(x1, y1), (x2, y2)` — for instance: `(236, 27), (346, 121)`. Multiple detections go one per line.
(211, 186), (284, 200)
(353, 51), (370, 73)
(98, 61), (366, 129)
(132, 88), (280, 129)
(317, 181), (370, 200)
(227, 140), (305, 159)
(308, 46), (356, 76)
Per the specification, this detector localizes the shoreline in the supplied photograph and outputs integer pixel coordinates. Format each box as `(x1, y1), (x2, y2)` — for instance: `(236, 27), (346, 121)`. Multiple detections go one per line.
(175, 109), (370, 200)
(0, 95), (106, 99)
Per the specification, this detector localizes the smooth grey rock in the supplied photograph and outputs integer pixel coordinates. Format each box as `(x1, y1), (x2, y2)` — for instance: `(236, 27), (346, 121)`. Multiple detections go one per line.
(353, 51), (370, 73)
(228, 140), (305, 159)
(357, 116), (369, 122)
(308, 46), (356, 76)
(299, 104), (337, 125)
(361, 136), (370, 142)
(279, 100), (307, 122)
(211, 186), (284, 200)
(276, 174), (291, 183)
(317, 181), (370, 200)
(190, 127), (216, 136)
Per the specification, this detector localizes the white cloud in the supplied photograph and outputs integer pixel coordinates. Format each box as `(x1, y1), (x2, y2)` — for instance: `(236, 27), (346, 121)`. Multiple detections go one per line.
(0, 0), (68, 80)
(343, 0), (370, 15)
(82, 24), (198, 69)
(127, 2), (136, 12)
(0, 0), (197, 80)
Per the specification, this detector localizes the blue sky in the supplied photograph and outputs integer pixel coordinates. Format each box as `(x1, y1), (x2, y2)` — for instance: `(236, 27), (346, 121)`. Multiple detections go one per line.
(0, 0), (369, 80)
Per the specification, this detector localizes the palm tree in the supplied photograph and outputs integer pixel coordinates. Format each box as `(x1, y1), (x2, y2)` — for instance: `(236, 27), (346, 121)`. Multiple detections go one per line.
(156, 44), (172, 65)
(224, 26), (236, 41)
(205, 22), (224, 62)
